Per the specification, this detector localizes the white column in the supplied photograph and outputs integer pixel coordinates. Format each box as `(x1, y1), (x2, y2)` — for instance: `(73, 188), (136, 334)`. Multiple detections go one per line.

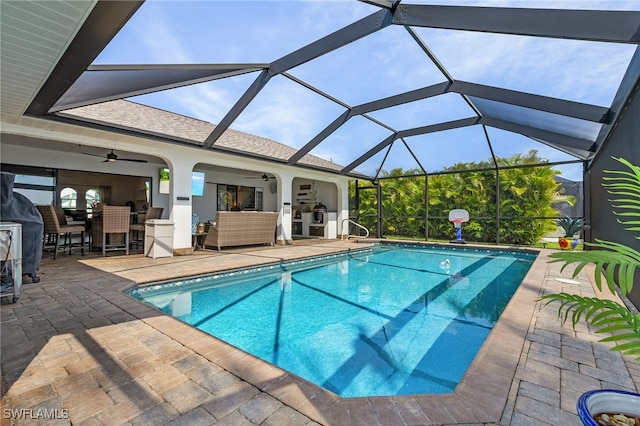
(334, 178), (351, 238)
(276, 172), (295, 244)
(168, 160), (196, 251)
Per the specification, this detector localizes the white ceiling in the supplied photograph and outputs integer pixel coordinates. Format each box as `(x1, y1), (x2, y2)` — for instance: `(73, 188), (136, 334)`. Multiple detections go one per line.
(0, 1), (97, 117)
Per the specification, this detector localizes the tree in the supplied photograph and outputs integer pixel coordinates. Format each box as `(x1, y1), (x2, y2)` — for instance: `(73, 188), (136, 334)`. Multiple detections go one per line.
(350, 151), (563, 245)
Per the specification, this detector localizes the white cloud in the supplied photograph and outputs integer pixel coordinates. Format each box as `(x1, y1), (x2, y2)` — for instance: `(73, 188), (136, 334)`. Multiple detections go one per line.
(130, 7), (192, 63)
(231, 78), (342, 148)
(415, 27), (635, 105)
(96, 0), (637, 173)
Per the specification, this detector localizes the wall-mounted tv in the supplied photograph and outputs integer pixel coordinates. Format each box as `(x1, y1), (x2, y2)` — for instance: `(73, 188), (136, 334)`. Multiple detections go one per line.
(191, 171), (205, 197)
(159, 168), (170, 194)
(158, 168), (206, 197)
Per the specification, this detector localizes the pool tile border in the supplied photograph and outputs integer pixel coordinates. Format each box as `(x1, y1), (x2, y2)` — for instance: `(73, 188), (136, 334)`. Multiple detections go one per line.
(112, 242), (546, 424)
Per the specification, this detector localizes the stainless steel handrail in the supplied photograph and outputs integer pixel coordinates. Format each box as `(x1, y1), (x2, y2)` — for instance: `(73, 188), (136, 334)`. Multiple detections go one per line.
(341, 219), (370, 240)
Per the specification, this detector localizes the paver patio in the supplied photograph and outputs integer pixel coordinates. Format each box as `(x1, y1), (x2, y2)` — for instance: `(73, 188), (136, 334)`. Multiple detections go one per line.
(1, 240), (638, 425)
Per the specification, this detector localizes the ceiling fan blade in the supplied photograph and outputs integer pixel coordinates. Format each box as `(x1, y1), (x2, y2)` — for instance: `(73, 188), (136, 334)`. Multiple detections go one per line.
(81, 151), (107, 158)
(118, 158), (149, 163)
(244, 173), (271, 181)
(81, 146), (148, 163)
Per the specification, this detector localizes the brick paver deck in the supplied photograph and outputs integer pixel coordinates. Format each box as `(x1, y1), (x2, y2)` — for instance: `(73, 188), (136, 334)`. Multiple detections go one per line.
(1, 240), (638, 425)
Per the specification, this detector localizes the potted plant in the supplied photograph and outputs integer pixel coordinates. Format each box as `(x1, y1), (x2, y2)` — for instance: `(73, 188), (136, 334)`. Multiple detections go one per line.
(540, 157), (640, 425)
(556, 216), (584, 250)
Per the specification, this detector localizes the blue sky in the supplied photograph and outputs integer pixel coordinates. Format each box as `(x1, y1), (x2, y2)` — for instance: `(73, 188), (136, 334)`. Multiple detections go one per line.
(94, 0), (639, 180)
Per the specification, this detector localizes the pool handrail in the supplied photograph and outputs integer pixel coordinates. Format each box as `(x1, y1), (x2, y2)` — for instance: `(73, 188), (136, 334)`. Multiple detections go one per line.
(341, 218), (370, 240)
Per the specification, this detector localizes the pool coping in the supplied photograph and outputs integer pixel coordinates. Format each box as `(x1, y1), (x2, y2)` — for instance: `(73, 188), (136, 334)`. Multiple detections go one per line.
(108, 241), (546, 424)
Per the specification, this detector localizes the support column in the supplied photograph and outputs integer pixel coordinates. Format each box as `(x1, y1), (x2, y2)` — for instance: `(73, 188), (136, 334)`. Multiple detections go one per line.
(276, 172), (295, 244)
(336, 179), (350, 239)
(168, 161), (196, 254)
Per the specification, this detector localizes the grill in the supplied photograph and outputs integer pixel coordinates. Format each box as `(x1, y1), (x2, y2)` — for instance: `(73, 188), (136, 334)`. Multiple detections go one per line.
(313, 202), (327, 223)
(1, 172), (43, 283)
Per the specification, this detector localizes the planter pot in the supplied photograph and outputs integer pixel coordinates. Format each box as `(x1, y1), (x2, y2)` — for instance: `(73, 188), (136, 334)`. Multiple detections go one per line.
(558, 236), (579, 250)
(577, 389), (640, 425)
(558, 237), (570, 250)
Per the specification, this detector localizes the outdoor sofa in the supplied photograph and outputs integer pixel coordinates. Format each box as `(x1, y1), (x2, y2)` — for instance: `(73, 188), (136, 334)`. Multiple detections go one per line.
(203, 211), (279, 251)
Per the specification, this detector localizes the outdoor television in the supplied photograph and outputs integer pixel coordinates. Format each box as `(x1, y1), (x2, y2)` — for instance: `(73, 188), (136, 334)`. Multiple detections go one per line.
(158, 168), (205, 197)
(159, 168), (170, 194)
(191, 171), (205, 197)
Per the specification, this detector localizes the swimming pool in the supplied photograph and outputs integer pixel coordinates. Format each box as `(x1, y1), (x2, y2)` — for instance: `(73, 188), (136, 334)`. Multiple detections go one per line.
(129, 244), (535, 397)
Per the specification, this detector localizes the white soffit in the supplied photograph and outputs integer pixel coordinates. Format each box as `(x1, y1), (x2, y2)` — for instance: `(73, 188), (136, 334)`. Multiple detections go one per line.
(0, 0), (96, 117)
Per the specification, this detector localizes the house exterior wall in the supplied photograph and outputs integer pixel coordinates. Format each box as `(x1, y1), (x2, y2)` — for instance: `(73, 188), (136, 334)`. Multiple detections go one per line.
(587, 79), (640, 309)
(1, 118), (352, 251)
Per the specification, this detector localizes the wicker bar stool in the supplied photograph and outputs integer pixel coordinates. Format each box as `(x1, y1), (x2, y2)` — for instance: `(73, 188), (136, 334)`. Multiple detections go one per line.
(36, 204), (85, 259)
(101, 206), (131, 256)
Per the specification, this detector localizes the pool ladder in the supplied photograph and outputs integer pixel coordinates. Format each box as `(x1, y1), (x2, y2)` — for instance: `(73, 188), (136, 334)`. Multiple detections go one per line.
(341, 219), (370, 240)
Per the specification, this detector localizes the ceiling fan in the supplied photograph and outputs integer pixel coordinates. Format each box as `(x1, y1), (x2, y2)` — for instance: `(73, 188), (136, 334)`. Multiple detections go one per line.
(81, 148), (148, 163)
(245, 173), (272, 181)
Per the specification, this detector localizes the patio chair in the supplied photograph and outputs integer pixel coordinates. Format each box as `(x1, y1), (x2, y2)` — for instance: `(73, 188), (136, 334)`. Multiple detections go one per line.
(48, 205), (68, 246)
(101, 205), (130, 256)
(36, 204), (85, 259)
(53, 205), (67, 225)
(130, 207), (163, 249)
(52, 205), (88, 247)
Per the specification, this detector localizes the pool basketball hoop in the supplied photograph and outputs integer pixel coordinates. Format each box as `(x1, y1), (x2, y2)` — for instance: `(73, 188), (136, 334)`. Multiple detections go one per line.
(448, 209), (469, 244)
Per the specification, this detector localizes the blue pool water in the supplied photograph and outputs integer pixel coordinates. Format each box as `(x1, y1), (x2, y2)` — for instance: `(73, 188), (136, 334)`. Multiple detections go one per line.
(129, 244), (535, 397)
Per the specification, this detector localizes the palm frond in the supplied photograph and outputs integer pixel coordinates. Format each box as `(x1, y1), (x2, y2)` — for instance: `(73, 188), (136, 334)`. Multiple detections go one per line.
(548, 158), (640, 296)
(602, 157), (640, 231)
(539, 293), (640, 360)
(555, 216), (584, 236)
(548, 239), (640, 296)
(543, 157), (640, 360)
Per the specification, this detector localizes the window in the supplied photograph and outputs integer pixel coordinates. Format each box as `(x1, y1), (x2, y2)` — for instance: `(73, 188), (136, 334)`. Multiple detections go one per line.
(1, 164), (55, 205)
(217, 184), (236, 211)
(86, 189), (100, 211)
(60, 187), (77, 209)
(216, 184), (261, 211)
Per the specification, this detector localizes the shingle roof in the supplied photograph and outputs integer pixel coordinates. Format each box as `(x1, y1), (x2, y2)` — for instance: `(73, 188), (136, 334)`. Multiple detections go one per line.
(58, 99), (344, 172)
